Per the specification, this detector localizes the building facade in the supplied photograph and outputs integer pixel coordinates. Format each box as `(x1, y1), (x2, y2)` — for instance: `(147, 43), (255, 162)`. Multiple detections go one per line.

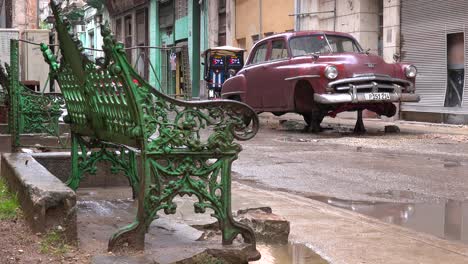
(399, 0), (468, 123)
(231, 0), (295, 56)
(152, 0), (207, 99)
(295, 0), (385, 59)
(77, 5), (106, 61)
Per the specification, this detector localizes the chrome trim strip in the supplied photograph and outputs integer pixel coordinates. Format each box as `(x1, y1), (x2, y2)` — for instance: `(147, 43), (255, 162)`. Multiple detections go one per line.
(285, 75), (320, 81)
(314, 93), (421, 104)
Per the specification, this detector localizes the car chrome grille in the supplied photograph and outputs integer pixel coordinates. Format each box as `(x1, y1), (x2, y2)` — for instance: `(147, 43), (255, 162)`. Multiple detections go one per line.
(328, 74), (413, 94)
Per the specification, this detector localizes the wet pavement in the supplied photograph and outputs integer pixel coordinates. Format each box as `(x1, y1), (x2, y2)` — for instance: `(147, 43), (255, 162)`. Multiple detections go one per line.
(233, 113), (468, 246)
(309, 195), (468, 245)
(76, 187), (328, 263)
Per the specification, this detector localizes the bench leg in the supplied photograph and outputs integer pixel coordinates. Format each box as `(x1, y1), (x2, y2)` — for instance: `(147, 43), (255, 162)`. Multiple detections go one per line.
(108, 221), (145, 251)
(108, 153), (149, 251)
(67, 133), (83, 190)
(218, 159), (256, 245)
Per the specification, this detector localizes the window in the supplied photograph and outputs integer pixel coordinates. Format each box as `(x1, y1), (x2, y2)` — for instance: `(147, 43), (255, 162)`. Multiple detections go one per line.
(218, 0), (226, 10)
(115, 18), (122, 42)
(159, 1), (174, 28)
(327, 35), (361, 53)
(445, 33), (465, 107)
(124, 15), (133, 63)
(237, 38), (246, 50)
(136, 8), (149, 80)
(250, 43), (268, 64)
(251, 34), (260, 44)
(175, 0), (188, 19)
(88, 30), (95, 49)
(218, 2), (226, 46)
(289, 34), (362, 57)
(270, 40), (288, 60)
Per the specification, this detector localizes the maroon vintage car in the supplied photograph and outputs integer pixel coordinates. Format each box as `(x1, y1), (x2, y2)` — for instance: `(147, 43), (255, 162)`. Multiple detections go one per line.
(221, 31), (420, 132)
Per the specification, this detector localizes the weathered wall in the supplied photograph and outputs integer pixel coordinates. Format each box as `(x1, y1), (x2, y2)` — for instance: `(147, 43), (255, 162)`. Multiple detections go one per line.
(235, 0), (259, 51)
(261, 0), (294, 35)
(296, 0), (380, 54)
(382, 0), (400, 63)
(207, 0), (219, 48)
(234, 0), (294, 54)
(13, 0), (39, 31)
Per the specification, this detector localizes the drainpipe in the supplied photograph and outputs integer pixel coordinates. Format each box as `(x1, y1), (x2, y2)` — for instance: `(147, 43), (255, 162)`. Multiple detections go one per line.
(294, 0), (300, 31)
(333, 0), (336, 31)
(259, 0), (262, 38)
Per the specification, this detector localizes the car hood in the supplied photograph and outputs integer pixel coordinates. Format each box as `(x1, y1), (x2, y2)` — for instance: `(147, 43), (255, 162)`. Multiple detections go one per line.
(317, 53), (397, 78)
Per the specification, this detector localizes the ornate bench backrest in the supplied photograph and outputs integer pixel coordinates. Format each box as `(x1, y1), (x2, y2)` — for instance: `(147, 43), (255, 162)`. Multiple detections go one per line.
(42, 0), (145, 147)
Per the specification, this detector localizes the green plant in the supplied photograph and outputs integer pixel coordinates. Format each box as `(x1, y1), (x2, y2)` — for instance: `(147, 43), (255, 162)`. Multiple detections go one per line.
(0, 178), (18, 220)
(40, 230), (70, 255)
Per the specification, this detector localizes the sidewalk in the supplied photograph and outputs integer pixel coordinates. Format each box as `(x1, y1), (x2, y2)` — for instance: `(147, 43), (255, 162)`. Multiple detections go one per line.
(167, 182), (468, 264)
(259, 112), (468, 136)
(229, 182), (468, 264)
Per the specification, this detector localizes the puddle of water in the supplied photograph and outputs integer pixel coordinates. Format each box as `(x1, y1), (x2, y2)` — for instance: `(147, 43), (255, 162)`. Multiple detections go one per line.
(253, 243), (327, 264)
(310, 195), (468, 244)
(77, 199), (134, 216)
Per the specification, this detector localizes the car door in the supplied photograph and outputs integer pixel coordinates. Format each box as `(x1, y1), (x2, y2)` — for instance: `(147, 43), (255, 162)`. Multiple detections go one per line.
(244, 41), (269, 109)
(262, 38), (290, 109)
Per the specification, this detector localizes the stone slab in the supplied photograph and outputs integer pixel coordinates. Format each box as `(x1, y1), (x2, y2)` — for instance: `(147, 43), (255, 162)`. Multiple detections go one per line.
(0, 153), (77, 242)
(236, 207), (290, 244)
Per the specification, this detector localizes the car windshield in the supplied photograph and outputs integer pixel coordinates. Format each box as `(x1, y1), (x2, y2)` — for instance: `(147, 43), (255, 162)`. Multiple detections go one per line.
(289, 34), (363, 57)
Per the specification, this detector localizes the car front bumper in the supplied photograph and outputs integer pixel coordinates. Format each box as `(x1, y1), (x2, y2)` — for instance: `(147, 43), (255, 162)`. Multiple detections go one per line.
(314, 92), (421, 104)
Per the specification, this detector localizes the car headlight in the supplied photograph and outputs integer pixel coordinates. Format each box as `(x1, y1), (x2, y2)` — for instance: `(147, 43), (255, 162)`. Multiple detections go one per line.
(324, 65), (338, 80)
(404, 65), (417, 78)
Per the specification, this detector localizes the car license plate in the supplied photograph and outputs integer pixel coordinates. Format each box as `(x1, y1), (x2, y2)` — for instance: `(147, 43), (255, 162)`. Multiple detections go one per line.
(364, 92), (391, 101)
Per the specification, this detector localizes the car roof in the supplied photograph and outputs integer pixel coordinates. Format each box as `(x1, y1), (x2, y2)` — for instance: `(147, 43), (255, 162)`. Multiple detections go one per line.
(259, 31), (356, 42)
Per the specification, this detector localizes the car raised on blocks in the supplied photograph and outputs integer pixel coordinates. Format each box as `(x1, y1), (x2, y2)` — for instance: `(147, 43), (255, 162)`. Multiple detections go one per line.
(221, 31), (420, 132)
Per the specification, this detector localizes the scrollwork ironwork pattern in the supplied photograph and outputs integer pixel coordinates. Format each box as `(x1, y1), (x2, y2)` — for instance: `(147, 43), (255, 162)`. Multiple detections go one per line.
(70, 134), (139, 198)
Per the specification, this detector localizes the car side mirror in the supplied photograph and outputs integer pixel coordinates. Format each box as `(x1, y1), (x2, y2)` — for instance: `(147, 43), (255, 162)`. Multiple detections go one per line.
(393, 53), (401, 62)
(365, 48), (371, 55)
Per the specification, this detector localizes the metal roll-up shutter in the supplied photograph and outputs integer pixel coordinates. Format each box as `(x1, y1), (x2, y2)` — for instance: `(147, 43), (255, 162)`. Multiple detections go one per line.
(401, 0), (468, 113)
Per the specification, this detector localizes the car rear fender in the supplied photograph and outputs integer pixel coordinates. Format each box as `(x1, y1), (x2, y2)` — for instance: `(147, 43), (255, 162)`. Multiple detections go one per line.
(221, 75), (247, 100)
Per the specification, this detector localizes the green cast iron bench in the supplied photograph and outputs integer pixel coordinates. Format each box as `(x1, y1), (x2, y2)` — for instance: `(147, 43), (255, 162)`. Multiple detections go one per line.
(41, 0), (260, 255)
